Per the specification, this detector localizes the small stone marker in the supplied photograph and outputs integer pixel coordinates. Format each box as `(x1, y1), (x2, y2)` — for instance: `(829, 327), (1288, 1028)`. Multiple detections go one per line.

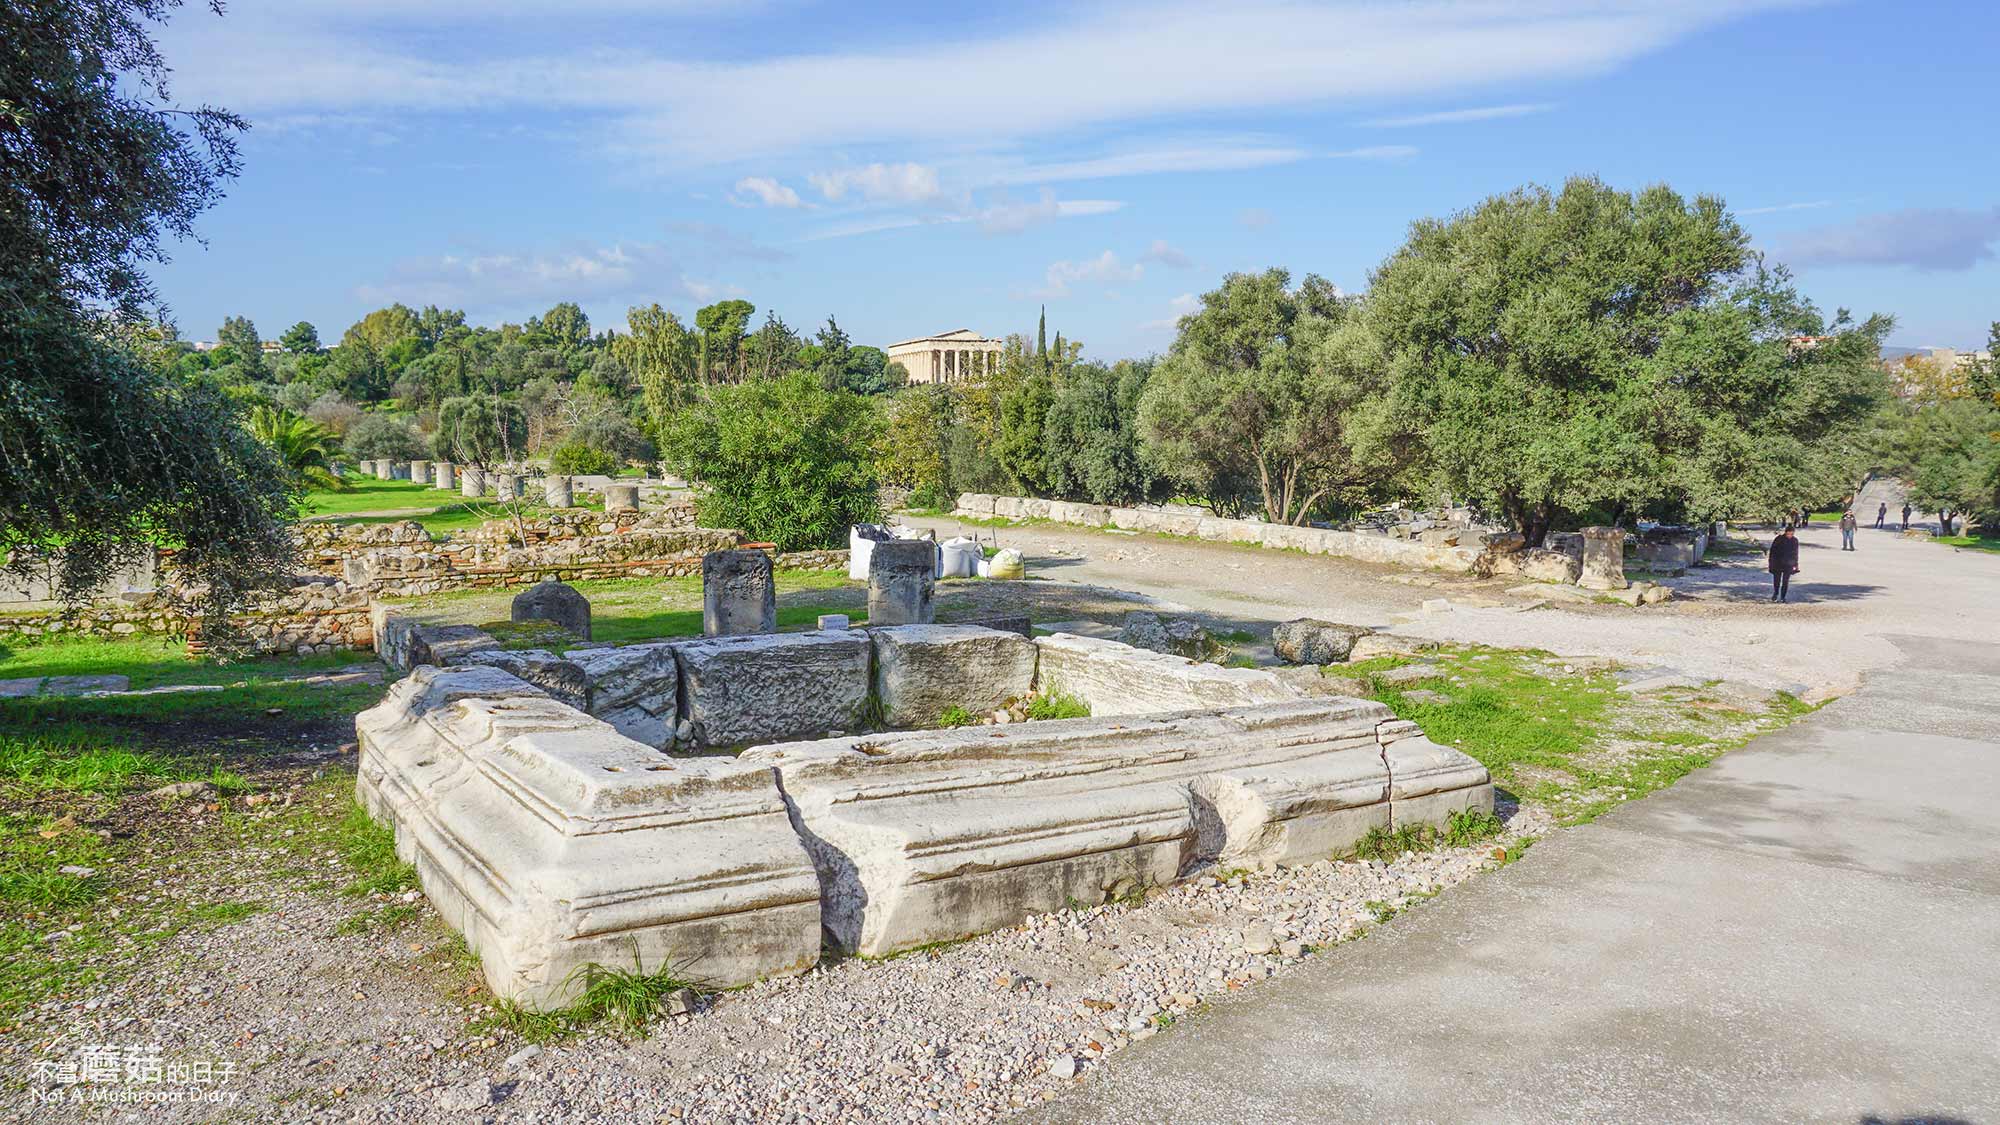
(1578, 526), (1628, 590)
(375, 460), (395, 480)
(433, 462), (455, 491)
(460, 467), (485, 498)
(495, 473), (524, 501)
(816, 613), (851, 630)
(604, 483), (641, 514)
(543, 474), (574, 508)
(409, 459), (431, 486)
(867, 539), (936, 626)
(511, 580), (591, 640)
(702, 549), (776, 636)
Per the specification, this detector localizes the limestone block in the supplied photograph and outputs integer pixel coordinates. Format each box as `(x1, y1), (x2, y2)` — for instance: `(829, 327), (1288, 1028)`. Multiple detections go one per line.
(460, 468), (486, 498)
(1379, 722), (1495, 827)
(1517, 548), (1582, 584)
(1346, 634), (1436, 661)
(703, 549), (776, 636)
(354, 666), (820, 1010)
(871, 624), (1038, 727)
(1272, 619), (1373, 664)
(459, 648), (588, 709)
(375, 461), (395, 480)
(603, 483), (640, 514)
(991, 496), (1025, 519)
(1068, 503), (1111, 527)
(1019, 498), (1053, 520)
(674, 631), (873, 748)
(1258, 524), (1322, 553)
(1578, 526), (1628, 590)
(494, 473), (526, 501)
(953, 613), (1032, 638)
(955, 493), (996, 516)
(409, 460), (431, 486)
(543, 475), (574, 508)
(1108, 508), (1145, 531)
(370, 607), (500, 672)
(1136, 510), (1202, 537)
(868, 539), (935, 626)
(513, 580), (591, 640)
(565, 642), (680, 748)
(432, 462), (455, 491)
(745, 699), (1401, 957)
(1034, 633), (1301, 717)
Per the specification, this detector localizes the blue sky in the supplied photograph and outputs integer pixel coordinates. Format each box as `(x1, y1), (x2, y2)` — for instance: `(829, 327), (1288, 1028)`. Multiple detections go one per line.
(147, 0), (2000, 359)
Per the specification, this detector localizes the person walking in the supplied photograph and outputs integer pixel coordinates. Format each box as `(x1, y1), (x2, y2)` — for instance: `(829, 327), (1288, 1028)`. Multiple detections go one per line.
(1875, 501), (1888, 529)
(1902, 503), (1912, 530)
(1840, 510), (1858, 551)
(1768, 525), (1800, 602)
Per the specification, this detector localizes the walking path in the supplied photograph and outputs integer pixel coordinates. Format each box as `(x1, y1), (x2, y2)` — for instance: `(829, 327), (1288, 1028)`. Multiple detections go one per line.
(1040, 629), (2000, 1122)
(908, 515), (1997, 698)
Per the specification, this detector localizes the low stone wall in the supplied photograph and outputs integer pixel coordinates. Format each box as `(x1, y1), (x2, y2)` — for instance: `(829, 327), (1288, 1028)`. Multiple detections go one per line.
(955, 494), (1481, 574)
(0, 578), (374, 656)
(356, 659), (1493, 1007)
(1630, 526), (1712, 571)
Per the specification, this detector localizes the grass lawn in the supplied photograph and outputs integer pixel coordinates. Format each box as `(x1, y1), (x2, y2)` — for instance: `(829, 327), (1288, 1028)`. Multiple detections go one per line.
(1337, 645), (1813, 826)
(386, 570), (865, 647)
(1937, 534), (2000, 555)
(302, 478), (465, 516)
(0, 633), (361, 691)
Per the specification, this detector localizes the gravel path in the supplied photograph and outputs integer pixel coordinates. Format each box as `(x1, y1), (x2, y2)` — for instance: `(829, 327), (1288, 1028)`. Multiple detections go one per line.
(909, 516), (1998, 698)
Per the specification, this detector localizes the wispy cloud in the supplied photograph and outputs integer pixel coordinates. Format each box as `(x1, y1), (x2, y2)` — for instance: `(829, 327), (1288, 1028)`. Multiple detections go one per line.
(982, 144), (1309, 187)
(1142, 239), (1194, 269)
(354, 241), (696, 312)
(800, 192), (1124, 242)
(1737, 199), (1835, 216)
(1032, 251), (1144, 299)
(1361, 103), (1554, 128)
(1774, 206), (2000, 272)
(732, 176), (805, 208)
(1141, 292), (1202, 333)
(163, 3), (1787, 164)
(1327, 145), (1419, 160)
(807, 162), (945, 204)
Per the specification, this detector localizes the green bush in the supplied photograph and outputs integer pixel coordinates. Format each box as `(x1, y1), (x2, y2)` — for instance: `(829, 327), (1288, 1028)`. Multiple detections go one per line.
(657, 372), (882, 550)
(549, 441), (620, 475)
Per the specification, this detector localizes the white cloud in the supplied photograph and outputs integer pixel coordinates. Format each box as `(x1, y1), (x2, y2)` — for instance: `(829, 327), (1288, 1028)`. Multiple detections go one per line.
(1774, 206), (2000, 272)
(1141, 292), (1202, 332)
(1738, 199), (1835, 216)
(1328, 144), (1419, 160)
(982, 144), (1309, 186)
(1033, 251), (1144, 299)
(1142, 239), (1194, 269)
(799, 192), (1124, 242)
(353, 241), (696, 313)
(732, 176), (805, 208)
(1362, 103), (1555, 127)
(163, 2), (1798, 163)
(807, 162), (945, 204)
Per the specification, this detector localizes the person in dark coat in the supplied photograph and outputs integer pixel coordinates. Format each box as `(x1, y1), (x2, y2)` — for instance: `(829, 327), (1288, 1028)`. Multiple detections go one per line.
(1875, 501), (1888, 529)
(1901, 503), (1912, 530)
(1768, 526), (1800, 602)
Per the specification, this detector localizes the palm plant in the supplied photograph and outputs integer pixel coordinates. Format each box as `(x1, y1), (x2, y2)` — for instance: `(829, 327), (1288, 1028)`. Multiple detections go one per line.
(250, 405), (350, 492)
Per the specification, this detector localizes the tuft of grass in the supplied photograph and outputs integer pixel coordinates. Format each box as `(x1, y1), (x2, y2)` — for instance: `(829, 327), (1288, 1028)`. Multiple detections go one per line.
(935, 705), (977, 729)
(0, 733), (169, 795)
(187, 901), (266, 926)
(1025, 691), (1090, 721)
(488, 943), (697, 1042)
(336, 804), (418, 897)
(1353, 807), (1503, 861)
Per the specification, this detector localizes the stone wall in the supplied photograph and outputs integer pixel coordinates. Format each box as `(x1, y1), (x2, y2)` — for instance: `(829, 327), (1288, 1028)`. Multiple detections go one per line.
(955, 494), (1482, 575)
(0, 577), (374, 656)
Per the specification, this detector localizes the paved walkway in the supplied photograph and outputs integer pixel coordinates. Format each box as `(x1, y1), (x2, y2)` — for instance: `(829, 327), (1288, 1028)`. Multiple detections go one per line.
(1040, 631), (2000, 1123)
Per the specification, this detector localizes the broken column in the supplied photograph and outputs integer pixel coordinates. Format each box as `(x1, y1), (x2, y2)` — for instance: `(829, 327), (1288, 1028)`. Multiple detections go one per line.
(511, 579), (591, 640)
(409, 459), (431, 486)
(494, 473), (525, 501)
(702, 549), (776, 636)
(432, 462), (455, 491)
(375, 460), (395, 480)
(1578, 526), (1628, 590)
(543, 474), (574, 508)
(460, 467), (486, 498)
(867, 539), (935, 626)
(603, 483), (640, 514)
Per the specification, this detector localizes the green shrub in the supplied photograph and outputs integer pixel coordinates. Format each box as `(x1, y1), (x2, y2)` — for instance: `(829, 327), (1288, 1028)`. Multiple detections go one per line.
(549, 441), (620, 475)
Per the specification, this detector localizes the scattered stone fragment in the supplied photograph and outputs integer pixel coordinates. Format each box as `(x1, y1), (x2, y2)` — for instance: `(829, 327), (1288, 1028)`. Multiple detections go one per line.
(511, 579), (592, 640)
(1374, 663), (1442, 686)
(1240, 925), (1276, 955)
(1271, 619), (1372, 665)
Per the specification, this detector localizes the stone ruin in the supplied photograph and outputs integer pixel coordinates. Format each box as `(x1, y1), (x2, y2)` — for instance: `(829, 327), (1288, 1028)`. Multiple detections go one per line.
(356, 559), (1493, 1011)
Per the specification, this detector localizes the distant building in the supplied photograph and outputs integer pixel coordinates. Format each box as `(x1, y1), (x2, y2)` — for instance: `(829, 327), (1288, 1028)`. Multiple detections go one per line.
(886, 329), (1003, 385)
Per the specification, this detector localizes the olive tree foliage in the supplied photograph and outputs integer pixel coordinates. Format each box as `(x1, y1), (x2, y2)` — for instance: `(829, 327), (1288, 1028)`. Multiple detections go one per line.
(878, 384), (959, 509)
(1043, 360), (1160, 505)
(0, 0), (299, 633)
(1365, 177), (1890, 543)
(618, 303), (699, 424)
(343, 413), (426, 461)
(433, 395), (527, 468)
(657, 373), (883, 550)
(1139, 270), (1396, 523)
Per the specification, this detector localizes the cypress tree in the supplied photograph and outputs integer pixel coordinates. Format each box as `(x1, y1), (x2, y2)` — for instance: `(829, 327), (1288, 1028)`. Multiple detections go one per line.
(1036, 306), (1047, 359)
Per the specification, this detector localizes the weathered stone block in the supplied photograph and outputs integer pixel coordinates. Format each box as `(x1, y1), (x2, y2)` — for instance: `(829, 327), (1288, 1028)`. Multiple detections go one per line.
(1579, 526), (1627, 590)
(871, 624), (1038, 727)
(543, 474), (574, 508)
(1518, 548), (1582, 584)
(1273, 619), (1373, 665)
(954, 493), (996, 516)
(460, 467), (486, 498)
(565, 642), (680, 747)
(459, 648), (588, 709)
(867, 539), (935, 626)
(432, 462), (455, 491)
(375, 461), (396, 480)
(1034, 633), (1300, 716)
(702, 549), (776, 636)
(675, 631), (873, 748)
(603, 483), (640, 514)
(512, 579), (591, 640)
(953, 613), (1032, 638)
(354, 666), (821, 1010)
(409, 460), (431, 486)
(370, 607), (500, 671)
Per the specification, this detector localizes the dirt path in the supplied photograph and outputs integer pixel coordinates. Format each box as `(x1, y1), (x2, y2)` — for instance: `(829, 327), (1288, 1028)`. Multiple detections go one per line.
(907, 515), (1999, 698)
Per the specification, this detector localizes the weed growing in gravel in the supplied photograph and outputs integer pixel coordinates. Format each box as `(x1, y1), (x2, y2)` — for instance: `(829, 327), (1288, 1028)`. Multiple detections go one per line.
(488, 945), (698, 1042)
(336, 804), (418, 898)
(1352, 807), (1503, 861)
(1025, 691), (1090, 721)
(0, 732), (168, 794)
(936, 705), (977, 729)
